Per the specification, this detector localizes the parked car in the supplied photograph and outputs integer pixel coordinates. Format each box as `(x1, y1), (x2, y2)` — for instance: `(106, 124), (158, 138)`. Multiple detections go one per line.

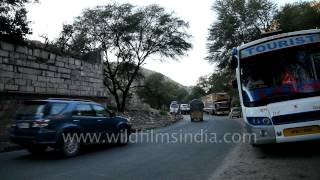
(229, 107), (242, 118)
(10, 98), (131, 157)
(180, 104), (190, 114)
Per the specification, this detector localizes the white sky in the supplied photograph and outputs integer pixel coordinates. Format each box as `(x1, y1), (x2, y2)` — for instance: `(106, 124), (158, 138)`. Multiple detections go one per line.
(26, 0), (304, 86)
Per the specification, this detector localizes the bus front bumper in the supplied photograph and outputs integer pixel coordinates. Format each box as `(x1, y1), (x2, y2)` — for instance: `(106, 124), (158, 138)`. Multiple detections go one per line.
(246, 124), (276, 145)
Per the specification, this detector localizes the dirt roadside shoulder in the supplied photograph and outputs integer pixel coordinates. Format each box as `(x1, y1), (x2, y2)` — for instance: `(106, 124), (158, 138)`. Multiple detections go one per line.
(210, 130), (320, 180)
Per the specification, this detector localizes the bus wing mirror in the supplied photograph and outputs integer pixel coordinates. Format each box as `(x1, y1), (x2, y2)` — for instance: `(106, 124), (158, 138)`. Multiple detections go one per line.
(230, 47), (238, 69)
(232, 80), (238, 89)
(229, 55), (238, 69)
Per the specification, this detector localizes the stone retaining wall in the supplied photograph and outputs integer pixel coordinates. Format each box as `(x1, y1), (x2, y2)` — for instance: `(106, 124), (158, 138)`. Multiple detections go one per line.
(0, 41), (105, 97)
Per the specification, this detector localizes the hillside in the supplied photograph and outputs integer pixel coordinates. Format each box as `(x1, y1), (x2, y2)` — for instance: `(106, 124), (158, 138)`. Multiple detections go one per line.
(139, 67), (191, 92)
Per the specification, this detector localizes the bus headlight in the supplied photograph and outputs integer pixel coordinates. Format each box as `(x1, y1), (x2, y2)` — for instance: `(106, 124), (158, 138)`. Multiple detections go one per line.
(247, 117), (272, 125)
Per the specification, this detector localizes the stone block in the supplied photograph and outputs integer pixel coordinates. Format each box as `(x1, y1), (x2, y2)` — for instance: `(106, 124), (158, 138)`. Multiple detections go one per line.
(15, 79), (27, 86)
(41, 51), (49, 59)
(50, 77), (63, 83)
(2, 58), (9, 63)
(33, 49), (41, 57)
(58, 67), (70, 74)
(46, 71), (55, 77)
(22, 74), (37, 81)
(46, 87), (57, 94)
(68, 58), (75, 65)
(56, 56), (63, 61)
(5, 84), (18, 91)
(35, 87), (46, 93)
(67, 64), (77, 70)
(16, 46), (28, 54)
(48, 66), (57, 72)
(57, 88), (69, 95)
(27, 55), (37, 61)
(0, 42), (14, 51)
(29, 62), (40, 69)
(39, 64), (48, 69)
(56, 61), (64, 67)
(0, 71), (14, 78)
(54, 72), (61, 78)
(20, 86), (34, 92)
(59, 84), (68, 89)
(0, 64), (13, 71)
(69, 85), (78, 90)
(37, 76), (48, 82)
(0, 50), (9, 57)
(64, 79), (71, 84)
(28, 49), (33, 56)
(18, 67), (36, 75)
(61, 73), (70, 79)
(46, 82), (54, 88)
(75, 59), (81, 66)
(49, 53), (56, 61)
(19, 53), (27, 60)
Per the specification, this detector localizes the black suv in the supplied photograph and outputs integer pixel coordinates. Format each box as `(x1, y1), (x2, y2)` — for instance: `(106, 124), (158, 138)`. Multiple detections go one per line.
(10, 98), (131, 157)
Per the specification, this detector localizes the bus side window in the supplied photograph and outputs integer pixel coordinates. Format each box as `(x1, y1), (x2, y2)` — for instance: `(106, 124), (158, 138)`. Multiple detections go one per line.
(312, 55), (320, 79)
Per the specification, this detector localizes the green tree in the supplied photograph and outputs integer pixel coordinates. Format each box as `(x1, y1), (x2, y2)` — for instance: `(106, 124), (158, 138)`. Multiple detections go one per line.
(187, 86), (206, 101)
(0, 0), (34, 43)
(137, 73), (188, 109)
(275, 1), (320, 32)
(57, 3), (191, 112)
(207, 0), (277, 70)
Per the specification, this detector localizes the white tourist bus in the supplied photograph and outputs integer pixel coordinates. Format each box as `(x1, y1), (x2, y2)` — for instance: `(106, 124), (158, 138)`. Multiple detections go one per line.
(230, 29), (320, 145)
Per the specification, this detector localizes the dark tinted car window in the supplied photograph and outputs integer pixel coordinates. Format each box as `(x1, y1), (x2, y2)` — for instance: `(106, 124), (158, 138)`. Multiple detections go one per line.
(73, 104), (95, 116)
(16, 101), (47, 116)
(48, 103), (67, 115)
(92, 105), (107, 117)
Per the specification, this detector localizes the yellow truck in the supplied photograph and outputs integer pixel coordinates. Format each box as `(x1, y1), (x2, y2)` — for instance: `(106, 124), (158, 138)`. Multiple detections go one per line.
(202, 93), (230, 115)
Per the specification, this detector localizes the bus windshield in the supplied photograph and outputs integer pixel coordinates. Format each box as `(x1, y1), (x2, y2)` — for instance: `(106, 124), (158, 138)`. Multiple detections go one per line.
(240, 43), (320, 107)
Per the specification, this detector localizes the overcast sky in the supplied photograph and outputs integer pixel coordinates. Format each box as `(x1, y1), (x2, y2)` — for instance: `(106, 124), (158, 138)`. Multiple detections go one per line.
(26, 0), (303, 86)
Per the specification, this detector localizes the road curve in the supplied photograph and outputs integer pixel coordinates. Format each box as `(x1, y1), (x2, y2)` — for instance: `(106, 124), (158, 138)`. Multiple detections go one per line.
(0, 115), (242, 180)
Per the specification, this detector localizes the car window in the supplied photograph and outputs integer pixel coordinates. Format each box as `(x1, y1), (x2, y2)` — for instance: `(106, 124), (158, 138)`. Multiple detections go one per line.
(73, 104), (95, 116)
(16, 101), (47, 117)
(49, 103), (67, 115)
(92, 105), (108, 117)
(171, 104), (178, 108)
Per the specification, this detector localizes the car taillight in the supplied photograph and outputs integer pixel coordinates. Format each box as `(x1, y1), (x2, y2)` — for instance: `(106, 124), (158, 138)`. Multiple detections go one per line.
(32, 119), (51, 128)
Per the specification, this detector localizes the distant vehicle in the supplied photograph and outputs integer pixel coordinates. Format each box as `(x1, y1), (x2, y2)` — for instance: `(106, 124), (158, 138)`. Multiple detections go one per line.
(230, 29), (320, 146)
(229, 107), (242, 118)
(180, 104), (190, 114)
(170, 102), (179, 114)
(171, 101), (178, 104)
(10, 99), (131, 157)
(190, 99), (204, 122)
(202, 93), (230, 115)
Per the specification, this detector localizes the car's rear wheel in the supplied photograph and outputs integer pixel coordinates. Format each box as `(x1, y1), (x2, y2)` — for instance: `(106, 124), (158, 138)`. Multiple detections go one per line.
(59, 133), (80, 157)
(26, 145), (47, 155)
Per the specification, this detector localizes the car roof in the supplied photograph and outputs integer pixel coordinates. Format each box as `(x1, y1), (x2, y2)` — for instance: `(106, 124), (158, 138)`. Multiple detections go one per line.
(26, 99), (101, 105)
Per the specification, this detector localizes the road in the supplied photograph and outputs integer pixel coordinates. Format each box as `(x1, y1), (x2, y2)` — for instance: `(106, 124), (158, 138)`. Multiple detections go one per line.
(0, 115), (242, 180)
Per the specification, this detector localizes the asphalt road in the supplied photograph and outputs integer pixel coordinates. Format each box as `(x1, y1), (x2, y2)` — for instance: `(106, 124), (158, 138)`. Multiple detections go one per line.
(0, 115), (242, 180)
